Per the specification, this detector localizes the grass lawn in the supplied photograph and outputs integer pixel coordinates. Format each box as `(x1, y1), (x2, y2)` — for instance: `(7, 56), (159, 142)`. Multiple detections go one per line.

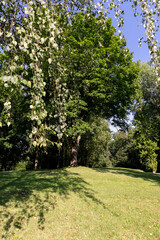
(0, 167), (160, 240)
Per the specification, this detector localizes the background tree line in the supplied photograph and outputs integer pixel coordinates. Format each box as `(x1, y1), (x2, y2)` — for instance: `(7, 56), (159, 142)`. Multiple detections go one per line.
(109, 63), (160, 173)
(1, 60), (160, 172)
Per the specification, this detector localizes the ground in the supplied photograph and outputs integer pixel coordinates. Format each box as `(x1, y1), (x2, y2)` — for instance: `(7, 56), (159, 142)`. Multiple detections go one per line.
(0, 167), (160, 239)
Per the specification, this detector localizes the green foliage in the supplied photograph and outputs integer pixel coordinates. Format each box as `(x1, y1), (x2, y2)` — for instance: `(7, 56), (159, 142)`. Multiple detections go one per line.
(109, 129), (140, 169)
(88, 118), (111, 168)
(110, 131), (128, 166)
(133, 63), (160, 172)
(138, 138), (158, 173)
(13, 161), (28, 171)
(78, 117), (111, 167)
(64, 13), (139, 125)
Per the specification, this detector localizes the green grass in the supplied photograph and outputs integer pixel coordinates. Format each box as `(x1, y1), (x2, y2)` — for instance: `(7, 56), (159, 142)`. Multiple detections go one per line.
(0, 167), (160, 240)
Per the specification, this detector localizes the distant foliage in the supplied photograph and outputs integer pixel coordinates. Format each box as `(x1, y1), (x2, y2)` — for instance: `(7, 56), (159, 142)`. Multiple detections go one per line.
(137, 138), (158, 173)
(133, 63), (160, 172)
(87, 118), (111, 168)
(13, 161), (28, 171)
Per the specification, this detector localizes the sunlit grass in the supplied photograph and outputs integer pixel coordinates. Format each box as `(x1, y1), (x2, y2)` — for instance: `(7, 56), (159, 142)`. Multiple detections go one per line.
(0, 167), (159, 239)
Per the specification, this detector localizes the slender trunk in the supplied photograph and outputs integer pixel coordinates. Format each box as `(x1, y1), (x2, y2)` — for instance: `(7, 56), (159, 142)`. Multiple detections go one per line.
(35, 149), (38, 170)
(57, 150), (61, 169)
(57, 159), (60, 169)
(86, 158), (89, 168)
(70, 135), (81, 167)
(57, 147), (61, 169)
(62, 144), (66, 168)
(85, 136), (89, 167)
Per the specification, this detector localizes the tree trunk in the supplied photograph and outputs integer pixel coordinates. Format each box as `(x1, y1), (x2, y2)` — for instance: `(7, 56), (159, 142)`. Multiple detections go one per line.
(85, 137), (89, 167)
(57, 147), (61, 169)
(35, 149), (38, 170)
(62, 143), (66, 168)
(70, 135), (81, 167)
(86, 158), (89, 168)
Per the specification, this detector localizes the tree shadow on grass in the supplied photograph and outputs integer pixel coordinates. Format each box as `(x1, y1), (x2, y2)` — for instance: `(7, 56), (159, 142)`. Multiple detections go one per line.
(0, 168), (105, 238)
(93, 167), (160, 185)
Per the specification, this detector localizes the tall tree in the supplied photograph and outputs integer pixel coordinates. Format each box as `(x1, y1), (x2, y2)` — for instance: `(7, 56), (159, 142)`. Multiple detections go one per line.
(62, 12), (139, 166)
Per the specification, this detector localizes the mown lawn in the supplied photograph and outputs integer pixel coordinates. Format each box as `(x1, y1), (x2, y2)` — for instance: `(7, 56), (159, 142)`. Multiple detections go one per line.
(0, 167), (160, 240)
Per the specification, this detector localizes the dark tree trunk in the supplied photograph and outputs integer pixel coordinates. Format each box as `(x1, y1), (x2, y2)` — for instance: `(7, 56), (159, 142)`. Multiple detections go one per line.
(70, 135), (81, 167)
(57, 147), (61, 169)
(57, 159), (60, 169)
(62, 144), (66, 168)
(86, 158), (89, 168)
(85, 136), (89, 167)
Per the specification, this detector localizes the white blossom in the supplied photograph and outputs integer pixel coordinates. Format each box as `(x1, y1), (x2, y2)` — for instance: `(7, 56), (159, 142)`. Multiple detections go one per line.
(48, 58), (52, 64)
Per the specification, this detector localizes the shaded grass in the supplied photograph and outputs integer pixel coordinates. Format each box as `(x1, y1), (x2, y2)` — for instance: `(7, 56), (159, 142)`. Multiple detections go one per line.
(0, 167), (160, 239)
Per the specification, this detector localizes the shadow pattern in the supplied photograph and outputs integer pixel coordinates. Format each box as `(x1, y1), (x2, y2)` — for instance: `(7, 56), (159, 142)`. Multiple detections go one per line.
(0, 168), (105, 238)
(93, 167), (160, 185)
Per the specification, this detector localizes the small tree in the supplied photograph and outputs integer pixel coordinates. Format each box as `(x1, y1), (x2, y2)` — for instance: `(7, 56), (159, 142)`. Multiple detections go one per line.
(133, 63), (160, 172)
(137, 138), (158, 173)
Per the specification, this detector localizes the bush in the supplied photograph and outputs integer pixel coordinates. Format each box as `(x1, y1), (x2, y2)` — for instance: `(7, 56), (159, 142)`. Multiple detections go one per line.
(91, 156), (112, 168)
(13, 161), (28, 171)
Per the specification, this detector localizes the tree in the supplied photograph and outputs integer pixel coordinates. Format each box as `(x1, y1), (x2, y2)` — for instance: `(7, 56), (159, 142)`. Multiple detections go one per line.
(133, 63), (160, 172)
(63, 12), (139, 166)
(0, 1), (139, 168)
(0, 51), (31, 170)
(136, 136), (158, 173)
